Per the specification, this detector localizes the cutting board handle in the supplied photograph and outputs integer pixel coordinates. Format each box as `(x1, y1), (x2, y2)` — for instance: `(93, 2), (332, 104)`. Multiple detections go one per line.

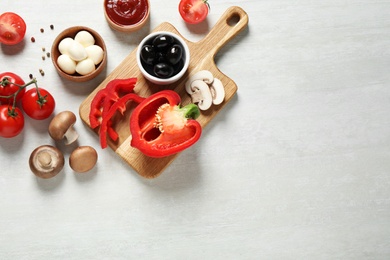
(199, 6), (249, 57)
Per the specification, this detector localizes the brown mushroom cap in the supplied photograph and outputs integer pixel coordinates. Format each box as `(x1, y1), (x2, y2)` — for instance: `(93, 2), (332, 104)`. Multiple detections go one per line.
(29, 145), (65, 179)
(69, 146), (98, 173)
(48, 111), (79, 145)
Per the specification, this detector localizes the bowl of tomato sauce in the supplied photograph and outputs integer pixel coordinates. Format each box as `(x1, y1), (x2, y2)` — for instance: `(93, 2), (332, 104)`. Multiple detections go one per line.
(104, 0), (150, 32)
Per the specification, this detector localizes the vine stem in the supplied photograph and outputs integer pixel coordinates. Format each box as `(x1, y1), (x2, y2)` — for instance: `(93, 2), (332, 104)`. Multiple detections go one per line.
(0, 77), (40, 115)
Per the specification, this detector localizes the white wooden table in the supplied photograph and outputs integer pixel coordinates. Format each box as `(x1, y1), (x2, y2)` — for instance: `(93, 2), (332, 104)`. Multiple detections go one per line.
(1, 0), (389, 259)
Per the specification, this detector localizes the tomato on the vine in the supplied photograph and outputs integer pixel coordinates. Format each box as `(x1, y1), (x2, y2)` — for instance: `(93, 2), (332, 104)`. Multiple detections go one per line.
(0, 12), (27, 45)
(0, 105), (24, 138)
(179, 0), (209, 24)
(0, 72), (25, 105)
(22, 88), (55, 120)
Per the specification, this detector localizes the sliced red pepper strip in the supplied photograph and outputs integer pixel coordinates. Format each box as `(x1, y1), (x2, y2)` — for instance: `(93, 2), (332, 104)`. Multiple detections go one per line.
(100, 93), (145, 149)
(101, 78), (137, 141)
(106, 119), (119, 141)
(130, 90), (202, 158)
(89, 77), (137, 130)
(101, 77), (137, 119)
(89, 88), (108, 129)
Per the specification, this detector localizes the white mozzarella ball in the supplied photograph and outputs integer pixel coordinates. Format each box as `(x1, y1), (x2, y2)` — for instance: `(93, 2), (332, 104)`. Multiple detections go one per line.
(58, 37), (74, 55)
(68, 41), (88, 61)
(76, 58), (95, 75)
(57, 54), (77, 74)
(74, 30), (95, 47)
(85, 45), (104, 65)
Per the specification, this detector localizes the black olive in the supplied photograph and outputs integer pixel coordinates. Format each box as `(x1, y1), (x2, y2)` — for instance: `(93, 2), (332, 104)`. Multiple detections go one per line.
(172, 59), (185, 75)
(140, 45), (156, 65)
(156, 51), (167, 63)
(143, 63), (155, 76)
(166, 44), (183, 65)
(153, 63), (174, 78)
(152, 34), (174, 51)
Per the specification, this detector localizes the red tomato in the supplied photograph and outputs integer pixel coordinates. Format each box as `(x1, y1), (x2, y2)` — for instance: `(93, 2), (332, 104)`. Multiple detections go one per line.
(0, 72), (25, 105)
(179, 0), (209, 24)
(0, 12), (26, 45)
(0, 105), (24, 138)
(22, 88), (55, 120)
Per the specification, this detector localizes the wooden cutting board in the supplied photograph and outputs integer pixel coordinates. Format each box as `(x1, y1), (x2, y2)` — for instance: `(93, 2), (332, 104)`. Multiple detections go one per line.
(79, 6), (249, 178)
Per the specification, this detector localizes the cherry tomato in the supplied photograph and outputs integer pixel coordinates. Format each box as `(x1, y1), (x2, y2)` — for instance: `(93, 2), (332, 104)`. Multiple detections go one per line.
(22, 88), (55, 120)
(0, 12), (27, 45)
(179, 0), (209, 24)
(0, 105), (24, 138)
(0, 72), (25, 105)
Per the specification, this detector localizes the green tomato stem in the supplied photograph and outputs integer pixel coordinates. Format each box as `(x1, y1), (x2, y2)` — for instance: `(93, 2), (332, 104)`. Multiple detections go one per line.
(203, 0), (210, 11)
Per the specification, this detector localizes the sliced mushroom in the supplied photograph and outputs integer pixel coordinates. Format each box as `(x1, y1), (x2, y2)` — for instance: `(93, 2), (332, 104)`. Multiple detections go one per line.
(210, 78), (225, 105)
(69, 146), (98, 173)
(29, 145), (65, 179)
(185, 70), (214, 94)
(48, 111), (79, 145)
(189, 80), (213, 111)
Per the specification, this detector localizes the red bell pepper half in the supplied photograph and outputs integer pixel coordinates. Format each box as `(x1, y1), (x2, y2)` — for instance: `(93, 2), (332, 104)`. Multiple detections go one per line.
(130, 90), (202, 158)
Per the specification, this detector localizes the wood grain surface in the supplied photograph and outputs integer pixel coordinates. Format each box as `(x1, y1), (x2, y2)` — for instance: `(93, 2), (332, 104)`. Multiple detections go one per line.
(79, 6), (249, 178)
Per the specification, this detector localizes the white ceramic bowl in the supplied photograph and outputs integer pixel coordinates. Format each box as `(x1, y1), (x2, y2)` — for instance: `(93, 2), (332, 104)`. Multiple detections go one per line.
(136, 31), (190, 85)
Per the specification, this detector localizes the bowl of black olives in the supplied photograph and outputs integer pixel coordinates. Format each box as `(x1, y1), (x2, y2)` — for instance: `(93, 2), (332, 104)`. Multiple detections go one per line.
(136, 31), (190, 85)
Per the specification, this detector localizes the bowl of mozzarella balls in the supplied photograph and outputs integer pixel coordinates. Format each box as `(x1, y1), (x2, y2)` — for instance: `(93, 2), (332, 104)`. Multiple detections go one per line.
(51, 26), (107, 82)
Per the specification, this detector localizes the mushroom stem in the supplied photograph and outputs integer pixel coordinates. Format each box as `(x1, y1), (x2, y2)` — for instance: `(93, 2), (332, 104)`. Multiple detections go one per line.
(63, 126), (79, 145)
(191, 89), (204, 104)
(37, 152), (53, 169)
(48, 111), (79, 145)
(189, 80), (213, 111)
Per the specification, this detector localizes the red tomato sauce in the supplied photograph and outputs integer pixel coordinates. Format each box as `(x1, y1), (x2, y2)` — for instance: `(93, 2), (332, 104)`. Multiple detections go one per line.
(105, 0), (149, 26)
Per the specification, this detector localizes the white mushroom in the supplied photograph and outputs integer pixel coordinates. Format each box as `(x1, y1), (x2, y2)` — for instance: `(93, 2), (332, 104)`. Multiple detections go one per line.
(29, 145), (65, 179)
(48, 111), (79, 145)
(185, 70), (214, 94)
(210, 78), (225, 105)
(189, 80), (213, 111)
